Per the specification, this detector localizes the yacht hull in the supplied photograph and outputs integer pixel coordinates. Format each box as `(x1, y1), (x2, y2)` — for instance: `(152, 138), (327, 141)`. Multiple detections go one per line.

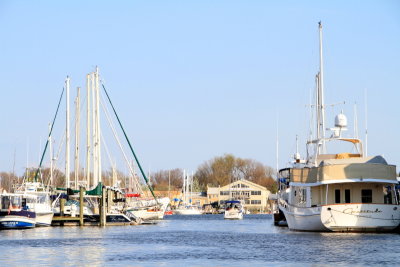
(279, 202), (328, 231)
(321, 203), (400, 232)
(224, 210), (243, 220)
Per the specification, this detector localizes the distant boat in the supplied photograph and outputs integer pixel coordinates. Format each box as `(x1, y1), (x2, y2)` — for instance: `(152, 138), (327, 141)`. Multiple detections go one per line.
(174, 205), (202, 215)
(224, 200), (244, 220)
(126, 197), (170, 220)
(0, 194), (36, 229)
(174, 171), (203, 215)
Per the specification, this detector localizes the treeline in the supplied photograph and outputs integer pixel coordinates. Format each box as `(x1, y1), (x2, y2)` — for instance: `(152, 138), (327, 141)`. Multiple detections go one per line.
(0, 154), (278, 193)
(151, 154), (277, 193)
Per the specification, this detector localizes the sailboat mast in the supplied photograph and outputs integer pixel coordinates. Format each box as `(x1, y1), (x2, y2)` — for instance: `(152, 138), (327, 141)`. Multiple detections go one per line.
(65, 76), (71, 189)
(49, 123), (53, 187)
(86, 74), (91, 188)
(92, 73), (97, 185)
(96, 67), (102, 183)
(317, 21), (326, 154)
(74, 87), (81, 189)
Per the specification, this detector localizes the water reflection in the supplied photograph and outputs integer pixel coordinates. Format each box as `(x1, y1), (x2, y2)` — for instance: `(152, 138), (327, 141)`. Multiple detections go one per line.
(0, 215), (399, 266)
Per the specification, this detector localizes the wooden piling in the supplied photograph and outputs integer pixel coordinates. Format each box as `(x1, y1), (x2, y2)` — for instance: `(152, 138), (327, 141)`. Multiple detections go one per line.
(79, 186), (84, 226)
(60, 198), (66, 226)
(100, 186), (107, 226)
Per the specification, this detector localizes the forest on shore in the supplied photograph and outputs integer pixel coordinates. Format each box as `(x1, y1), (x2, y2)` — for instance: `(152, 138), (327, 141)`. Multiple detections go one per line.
(0, 154), (277, 193)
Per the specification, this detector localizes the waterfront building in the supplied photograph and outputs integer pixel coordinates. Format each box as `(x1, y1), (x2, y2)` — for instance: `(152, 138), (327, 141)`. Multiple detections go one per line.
(207, 180), (271, 213)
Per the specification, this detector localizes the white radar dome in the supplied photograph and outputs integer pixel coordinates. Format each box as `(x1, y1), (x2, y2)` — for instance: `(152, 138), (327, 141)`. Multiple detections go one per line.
(335, 113), (347, 128)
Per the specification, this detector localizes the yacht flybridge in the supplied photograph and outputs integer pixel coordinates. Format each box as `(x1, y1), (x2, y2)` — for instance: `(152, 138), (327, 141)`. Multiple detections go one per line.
(277, 22), (400, 232)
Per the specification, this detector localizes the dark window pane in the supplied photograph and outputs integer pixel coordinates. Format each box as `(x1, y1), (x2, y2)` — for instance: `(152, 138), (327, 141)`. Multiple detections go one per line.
(335, 189), (341, 203)
(345, 189), (351, 203)
(361, 189), (372, 203)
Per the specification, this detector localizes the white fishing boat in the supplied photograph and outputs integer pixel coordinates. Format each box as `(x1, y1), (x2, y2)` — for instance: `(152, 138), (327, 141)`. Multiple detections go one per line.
(277, 22), (400, 232)
(224, 200), (244, 220)
(15, 182), (54, 227)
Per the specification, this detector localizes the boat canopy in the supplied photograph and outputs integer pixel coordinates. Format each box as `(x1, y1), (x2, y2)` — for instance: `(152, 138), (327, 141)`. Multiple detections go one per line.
(319, 155), (388, 166)
(290, 156), (397, 185)
(225, 200), (241, 204)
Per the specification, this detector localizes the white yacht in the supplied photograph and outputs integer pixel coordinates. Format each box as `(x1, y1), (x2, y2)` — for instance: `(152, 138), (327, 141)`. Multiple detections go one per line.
(277, 22), (400, 232)
(224, 200), (244, 220)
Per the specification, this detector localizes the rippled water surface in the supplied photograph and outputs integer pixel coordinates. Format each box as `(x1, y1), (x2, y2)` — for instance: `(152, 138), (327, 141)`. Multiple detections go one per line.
(0, 214), (399, 266)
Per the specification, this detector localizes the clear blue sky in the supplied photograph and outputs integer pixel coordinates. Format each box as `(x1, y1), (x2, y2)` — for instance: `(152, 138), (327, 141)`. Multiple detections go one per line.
(0, 0), (399, 176)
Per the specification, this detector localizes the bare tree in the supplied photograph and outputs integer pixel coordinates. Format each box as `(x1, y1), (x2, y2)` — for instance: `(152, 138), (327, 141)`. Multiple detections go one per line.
(195, 154), (277, 193)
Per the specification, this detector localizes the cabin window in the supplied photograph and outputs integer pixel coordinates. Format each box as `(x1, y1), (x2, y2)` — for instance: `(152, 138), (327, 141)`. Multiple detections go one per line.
(361, 189), (372, 203)
(335, 189), (341, 203)
(251, 200), (261, 205)
(220, 191), (229, 196)
(345, 189), (351, 203)
(384, 186), (392, 204)
(300, 189), (306, 203)
(251, 191), (261, 195)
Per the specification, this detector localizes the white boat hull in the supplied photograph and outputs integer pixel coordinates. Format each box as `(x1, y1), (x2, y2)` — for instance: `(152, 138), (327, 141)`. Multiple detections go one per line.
(35, 212), (54, 227)
(321, 203), (400, 232)
(224, 209), (243, 220)
(174, 208), (202, 215)
(279, 202), (328, 231)
(129, 209), (163, 220)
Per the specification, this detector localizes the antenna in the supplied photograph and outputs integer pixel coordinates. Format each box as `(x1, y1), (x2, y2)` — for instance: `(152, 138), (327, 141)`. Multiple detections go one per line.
(354, 102), (359, 138)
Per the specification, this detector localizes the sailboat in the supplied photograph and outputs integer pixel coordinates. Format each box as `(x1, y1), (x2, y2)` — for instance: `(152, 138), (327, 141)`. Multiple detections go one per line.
(277, 22), (400, 232)
(38, 67), (163, 225)
(174, 171), (202, 215)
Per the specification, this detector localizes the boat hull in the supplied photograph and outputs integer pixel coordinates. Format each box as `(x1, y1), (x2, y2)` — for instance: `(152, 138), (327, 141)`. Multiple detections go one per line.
(224, 210), (243, 220)
(0, 211), (36, 229)
(36, 212), (54, 227)
(174, 209), (202, 215)
(279, 202), (328, 231)
(321, 203), (400, 232)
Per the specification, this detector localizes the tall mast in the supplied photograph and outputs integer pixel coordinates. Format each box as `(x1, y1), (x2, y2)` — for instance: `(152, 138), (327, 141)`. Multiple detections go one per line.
(86, 74), (91, 188)
(49, 123), (53, 187)
(95, 67), (102, 183)
(65, 76), (70, 189)
(74, 87), (81, 189)
(317, 21), (326, 154)
(91, 73), (97, 185)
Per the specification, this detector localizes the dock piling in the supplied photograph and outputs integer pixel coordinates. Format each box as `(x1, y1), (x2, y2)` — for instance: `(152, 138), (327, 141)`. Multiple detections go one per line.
(79, 186), (84, 226)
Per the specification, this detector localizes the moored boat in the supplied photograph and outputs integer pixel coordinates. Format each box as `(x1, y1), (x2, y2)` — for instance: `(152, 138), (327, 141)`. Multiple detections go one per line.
(0, 194), (36, 229)
(277, 22), (400, 232)
(224, 200), (244, 220)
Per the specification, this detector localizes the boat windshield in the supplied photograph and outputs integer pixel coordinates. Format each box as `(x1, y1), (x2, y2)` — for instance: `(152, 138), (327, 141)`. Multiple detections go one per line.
(1, 195), (22, 209)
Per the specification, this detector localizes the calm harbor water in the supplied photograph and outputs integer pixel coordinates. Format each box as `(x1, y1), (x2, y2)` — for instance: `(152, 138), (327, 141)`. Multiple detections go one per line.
(0, 214), (399, 266)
